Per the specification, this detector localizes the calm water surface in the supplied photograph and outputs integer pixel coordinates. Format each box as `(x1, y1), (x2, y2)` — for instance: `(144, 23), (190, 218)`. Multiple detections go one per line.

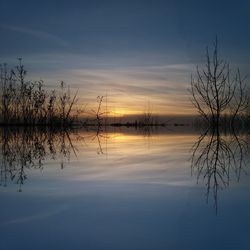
(0, 127), (250, 250)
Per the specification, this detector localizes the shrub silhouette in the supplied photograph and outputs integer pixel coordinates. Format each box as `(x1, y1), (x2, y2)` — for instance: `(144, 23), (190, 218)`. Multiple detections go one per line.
(0, 59), (79, 127)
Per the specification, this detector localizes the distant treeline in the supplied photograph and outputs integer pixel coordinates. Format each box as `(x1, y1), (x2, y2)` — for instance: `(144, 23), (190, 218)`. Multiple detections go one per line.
(0, 59), (79, 127)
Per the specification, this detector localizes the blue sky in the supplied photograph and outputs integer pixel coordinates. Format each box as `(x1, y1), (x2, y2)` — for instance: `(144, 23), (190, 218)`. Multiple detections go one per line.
(0, 0), (250, 115)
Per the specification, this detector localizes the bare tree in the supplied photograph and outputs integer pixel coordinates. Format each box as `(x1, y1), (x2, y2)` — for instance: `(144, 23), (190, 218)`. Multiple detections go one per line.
(139, 102), (155, 126)
(190, 38), (248, 129)
(230, 69), (249, 125)
(90, 96), (108, 127)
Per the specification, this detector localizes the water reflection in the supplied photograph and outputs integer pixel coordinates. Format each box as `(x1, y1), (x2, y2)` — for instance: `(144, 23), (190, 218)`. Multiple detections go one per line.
(88, 128), (109, 155)
(0, 127), (191, 190)
(0, 127), (78, 191)
(0, 126), (249, 214)
(191, 129), (250, 213)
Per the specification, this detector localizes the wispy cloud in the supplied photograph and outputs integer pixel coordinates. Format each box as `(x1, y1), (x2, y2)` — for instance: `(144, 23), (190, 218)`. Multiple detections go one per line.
(1, 25), (69, 47)
(0, 50), (194, 115)
(34, 63), (194, 115)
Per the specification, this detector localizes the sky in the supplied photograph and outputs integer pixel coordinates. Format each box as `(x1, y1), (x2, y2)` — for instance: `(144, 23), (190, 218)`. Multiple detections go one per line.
(0, 0), (250, 116)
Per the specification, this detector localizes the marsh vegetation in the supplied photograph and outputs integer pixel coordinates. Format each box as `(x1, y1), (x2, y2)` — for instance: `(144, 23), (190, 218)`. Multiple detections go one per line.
(0, 59), (80, 127)
(0, 127), (79, 191)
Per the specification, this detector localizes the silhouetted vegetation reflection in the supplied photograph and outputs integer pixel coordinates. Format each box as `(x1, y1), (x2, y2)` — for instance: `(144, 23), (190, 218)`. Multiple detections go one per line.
(191, 128), (250, 213)
(0, 127), (79, 191)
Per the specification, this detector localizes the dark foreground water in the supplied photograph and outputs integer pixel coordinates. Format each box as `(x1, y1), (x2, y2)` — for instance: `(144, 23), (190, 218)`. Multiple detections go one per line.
(0, 127), (250, 250)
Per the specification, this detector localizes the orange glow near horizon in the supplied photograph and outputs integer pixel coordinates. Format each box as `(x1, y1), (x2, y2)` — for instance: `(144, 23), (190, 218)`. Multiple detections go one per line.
(77, 104), (196, 118)
(44, 66), (197, 117)
(76, 92), (196, 118)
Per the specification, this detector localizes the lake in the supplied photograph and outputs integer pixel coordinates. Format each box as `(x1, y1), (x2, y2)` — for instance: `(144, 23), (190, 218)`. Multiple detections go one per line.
(0, 127), (250, 250)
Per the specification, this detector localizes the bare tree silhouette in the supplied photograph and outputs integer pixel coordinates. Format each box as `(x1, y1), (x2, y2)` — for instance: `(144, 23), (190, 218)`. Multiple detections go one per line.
(88, 96), (109, 128)
(189, 38), (249, 129)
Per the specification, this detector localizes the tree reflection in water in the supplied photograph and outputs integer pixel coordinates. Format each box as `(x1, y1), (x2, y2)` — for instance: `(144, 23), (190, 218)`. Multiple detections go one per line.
(0, 126), (117, 191)
(191, 128), (250, 213)
(2, 125), (249, 214)
(0, 127), (78, 192)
